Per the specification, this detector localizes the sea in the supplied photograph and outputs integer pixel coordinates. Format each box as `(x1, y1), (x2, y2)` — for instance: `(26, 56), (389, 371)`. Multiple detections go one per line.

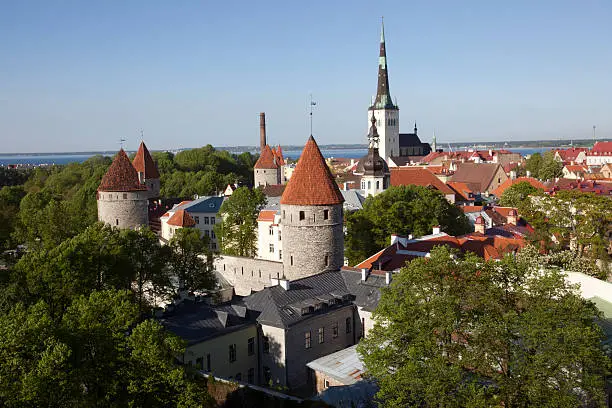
(0, 147), (552, 167)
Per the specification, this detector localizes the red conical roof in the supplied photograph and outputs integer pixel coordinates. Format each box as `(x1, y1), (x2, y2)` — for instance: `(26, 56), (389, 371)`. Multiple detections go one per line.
(167, 209), (196, 227)
(98, 149), (148, 192)
(254, 144), (279, 169)
(280, 136), (344, 206)
(132, 141), (160, 179)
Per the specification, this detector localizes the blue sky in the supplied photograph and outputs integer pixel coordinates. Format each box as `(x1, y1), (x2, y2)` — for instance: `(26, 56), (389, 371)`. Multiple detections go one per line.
(1, 0), (610, 153)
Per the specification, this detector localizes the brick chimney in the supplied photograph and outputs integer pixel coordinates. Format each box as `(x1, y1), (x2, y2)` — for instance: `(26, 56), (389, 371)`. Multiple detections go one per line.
(260, 112), (267, 152)
(474, 216), (485, 234)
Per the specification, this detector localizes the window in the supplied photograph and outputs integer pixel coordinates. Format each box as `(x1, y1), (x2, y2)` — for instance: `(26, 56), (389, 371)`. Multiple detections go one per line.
(346, 317), (352, 334)
(290, 256), (293, 266)
(115, 219), (119, 226)
(367, 181), (371, 189)
(299, 211), (305, 220)
(196, 357), (203, 370)
(269, 244), (274, 253)
(361, 181), (365, 189)
(248, 337), (255, 356)
(324, 379), (330, 388)
(211, 230), (215, 239)
(211, 243), (217, 250)
(248, 368), (255, 384)
(269, 226), (274, 235)
(235, 373), (242, 381)
(283, 210), (285, 218)
(376, 180), (380, 189)
(323, 209), (329, 220)
(204, 217), (209, 224)
(204, 230), (210, 237)
(305, 331), (311, 349)
(318, 327), (324, 344)
(211, 217), (216, 225)
(263, 336), (270, 354)
(278, 230), (281, 241)
(325, 255), (329, 266)
(229, 344), (237, 363)
(194, 216), (200, 224)
(263, 366), (271, 384)
(332, 322), (339, 338)
(123, 193), (127, 199)
(279, 250), (282, 260)
(206, 354), (211, 371)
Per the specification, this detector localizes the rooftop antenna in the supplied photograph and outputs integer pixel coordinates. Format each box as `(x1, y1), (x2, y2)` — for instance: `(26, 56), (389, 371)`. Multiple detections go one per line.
(309, 93), (317, 135)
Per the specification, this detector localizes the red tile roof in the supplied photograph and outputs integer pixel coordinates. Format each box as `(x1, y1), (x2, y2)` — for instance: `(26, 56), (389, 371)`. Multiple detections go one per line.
(280, 136), (344, 206)
(447, 181), (474, 201)
(554, 147), (587, 162)
(564, 165), (588, 173)
(272, 145), (285, 166)
(166, 209), (196, 227)
(390, 167), (455, 195)
(490, 177), (545, 197)
(257, 210), (277, 222)
(254, 145), (279, 169)
(98, 149), (148, 192)
(132, 141), (160, 179)
(590, 141), (612, 154)
(461, 205), (484, 213)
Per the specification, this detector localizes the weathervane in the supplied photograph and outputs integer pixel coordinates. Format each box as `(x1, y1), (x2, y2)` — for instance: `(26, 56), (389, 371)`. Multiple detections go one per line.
(119, 138), (126, 149)
(309, 93), (317, 136)
(140, 129), (144, 140)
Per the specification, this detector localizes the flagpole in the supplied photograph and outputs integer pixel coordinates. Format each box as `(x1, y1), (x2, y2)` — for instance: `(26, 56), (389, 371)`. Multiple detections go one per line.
(309, 94), (317, 136)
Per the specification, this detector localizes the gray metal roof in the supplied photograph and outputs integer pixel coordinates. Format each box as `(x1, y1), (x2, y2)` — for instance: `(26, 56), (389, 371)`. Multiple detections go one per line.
(340, 269), (387, 312)
(306, 345), (364, 385)
(341, 190), (366, 212)
(159, 301), (255, 346)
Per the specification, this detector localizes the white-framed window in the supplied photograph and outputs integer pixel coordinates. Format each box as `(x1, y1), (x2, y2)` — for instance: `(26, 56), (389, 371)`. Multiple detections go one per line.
(269, 244), (274, 253)
(194, 216), (200, 224)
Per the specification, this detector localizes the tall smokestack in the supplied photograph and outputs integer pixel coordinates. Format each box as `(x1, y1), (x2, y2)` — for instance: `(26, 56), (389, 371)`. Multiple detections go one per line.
(260, 112), (266, 151)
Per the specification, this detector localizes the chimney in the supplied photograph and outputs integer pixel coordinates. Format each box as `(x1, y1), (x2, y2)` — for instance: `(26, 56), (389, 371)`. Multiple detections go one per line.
(507, 209), (518, 226)
(385, 271), (392, 285)
(474, 216), (485, 234)
(260, 112), (267, 151)
(361, 268), (369, 282)
(390, 233), (399, 245)
(432, 225), (441, 235)
(279, 277), (290, 290)
(509, 170), (517, 180)
(526, 170), (531, 177)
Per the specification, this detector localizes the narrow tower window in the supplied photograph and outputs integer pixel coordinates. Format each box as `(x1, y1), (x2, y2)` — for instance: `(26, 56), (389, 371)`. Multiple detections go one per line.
(299, 211), (305, 220)
(323, 209), (329, 220)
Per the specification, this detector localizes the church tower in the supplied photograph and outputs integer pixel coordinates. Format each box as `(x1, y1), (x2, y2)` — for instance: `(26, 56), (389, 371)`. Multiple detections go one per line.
(97, 149), (149, 229)
(368, 20), (399, 163)
(280, 136), (345, 280)
(356, 115), (390, 197)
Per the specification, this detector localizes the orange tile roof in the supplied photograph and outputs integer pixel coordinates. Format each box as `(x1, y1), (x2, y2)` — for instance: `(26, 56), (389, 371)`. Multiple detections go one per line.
(447, 181), (474, 201)
(166, 209), (196, 227)
(272, 145), (285, 166)
(98, 149), (148, 192)
(254, 145), (279, 169)
(390, 167), (455, 195)
(257, 210), (277, 222)
(461, 205), (484, 213)
(564, 165), (588, 173)
(591, 141), (612, 154)
(490, 177), (545, 197)
(280, 136), (344, 206)
(132, 141), (160, 179)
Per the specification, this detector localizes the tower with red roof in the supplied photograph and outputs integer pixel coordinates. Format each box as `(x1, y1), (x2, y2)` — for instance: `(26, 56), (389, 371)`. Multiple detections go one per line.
(280, 136), (345, 279)
(132, 141), (160, 199)
(97, 149), (149, 229)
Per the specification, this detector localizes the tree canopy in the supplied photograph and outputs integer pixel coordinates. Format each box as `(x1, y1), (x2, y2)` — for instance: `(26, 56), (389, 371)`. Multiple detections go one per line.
(525, 151), (563, 181)
(498, 181), (543, 208)
(214, 187), (267, 257)
(359, 246), (610, 408)
(345, 185), (471, 265)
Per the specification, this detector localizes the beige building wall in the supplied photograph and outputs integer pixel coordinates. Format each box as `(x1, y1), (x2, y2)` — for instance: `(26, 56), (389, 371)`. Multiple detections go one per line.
(214, 255), (283, 295)
(182, 325), (259, 384)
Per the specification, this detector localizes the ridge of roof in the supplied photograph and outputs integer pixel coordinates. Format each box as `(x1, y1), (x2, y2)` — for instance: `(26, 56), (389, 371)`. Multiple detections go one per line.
(98, 149), (148, 192)
(280, 136), (344, 206)
(132, 141), (160, 179)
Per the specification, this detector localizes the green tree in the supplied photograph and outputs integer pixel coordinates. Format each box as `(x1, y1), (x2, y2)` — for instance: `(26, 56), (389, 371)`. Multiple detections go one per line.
(538, 151), (563, 180)
(525, 152), (542, 178)
(169, 228), (216, 296)
(215, 187), (267, 257)
(498, 181), (543, 207)
(345, 185), (471, 265)
(359, 246), (610, 408)
(0, 186), (26, 250)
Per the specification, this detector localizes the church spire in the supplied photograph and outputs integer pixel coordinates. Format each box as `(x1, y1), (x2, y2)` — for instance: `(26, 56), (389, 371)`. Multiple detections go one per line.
(371, 18), (397, 110)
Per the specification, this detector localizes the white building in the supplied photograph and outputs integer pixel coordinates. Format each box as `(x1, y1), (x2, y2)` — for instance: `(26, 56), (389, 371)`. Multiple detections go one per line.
(256, 209), (282, 262)
(586, 141), (612, 166)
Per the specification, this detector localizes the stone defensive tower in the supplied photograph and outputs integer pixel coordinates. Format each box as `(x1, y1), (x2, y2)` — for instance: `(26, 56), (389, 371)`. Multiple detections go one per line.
(132, 141), (160, 199)
(254, 144), (281, 187)
(280, 136), (345, 280)
(97, 149), (149, 229)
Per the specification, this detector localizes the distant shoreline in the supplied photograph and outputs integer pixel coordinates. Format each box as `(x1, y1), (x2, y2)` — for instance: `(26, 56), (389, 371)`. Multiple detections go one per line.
(0, 137), (603, 156)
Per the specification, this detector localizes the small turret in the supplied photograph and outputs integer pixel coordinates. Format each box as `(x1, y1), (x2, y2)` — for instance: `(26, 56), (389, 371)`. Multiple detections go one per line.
(132, 141), (160, 199)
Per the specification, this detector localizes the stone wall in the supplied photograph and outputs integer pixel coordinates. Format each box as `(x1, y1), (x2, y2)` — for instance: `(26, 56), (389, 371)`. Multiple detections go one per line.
(281, 204), (344, 280)
(97, 191), (148, 229)
(254, 168), (280, 187)
(214, 255), (283, 296)
(144, 178), (160, 199)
